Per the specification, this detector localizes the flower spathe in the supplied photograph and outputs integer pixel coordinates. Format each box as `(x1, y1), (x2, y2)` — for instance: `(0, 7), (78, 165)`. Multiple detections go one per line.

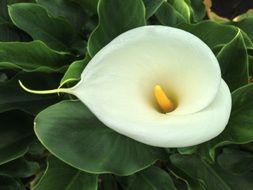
(19, 25), (232, 147)
(70, 25), (232, 147)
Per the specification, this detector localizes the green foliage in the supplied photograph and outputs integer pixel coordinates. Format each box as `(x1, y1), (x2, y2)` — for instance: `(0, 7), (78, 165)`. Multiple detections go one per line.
(8, 3), (77, 51)
(171, 154), (253, 190)
(217, 30), (249, 91)
(124, 166), (177, 190)
(0, 72), (62, 114)
(0, 0), (253, 189)
(0, 111), (34, 165)
(33, 155), (98, 190)
(0, 40), (74, 71)
(87, 0), (146, 57)
(34, 100), (165, 175)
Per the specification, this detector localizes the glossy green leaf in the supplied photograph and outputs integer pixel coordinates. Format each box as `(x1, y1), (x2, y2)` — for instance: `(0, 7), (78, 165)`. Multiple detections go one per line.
(72, 0), (99, 13)
(0, 0), (10, 23)
(0, 0), (31, 42)
(0, 157), (39, 178)
(156, 0), (192, 27)
(232, 18), (253, 41)
(0, 71), (62, 114)
(33, 155), (97, 190)
(60, 57), (90, 86)
(87, 0), (146, 57)
(156, 1), (186, 27)
(0, 111), (34, 165)
(0, 72), (8, 82)
(249, 55), (253, 76)
(98, 174), (118, 190)
(0, 41), (73, 71)
(8, 3), (75, 51)
(189, 0), (206, 22)
(125, 166), (177, 190)
(35, 100), (165, 175)
(198, 84), (253, 161)
(217, 148), (253, 175)
(177, 146), (197, 155)
(230, 10), (253, 40)
(171, 154), (253, 190)
(36, 0), (87, 31)
(179, 21), (251, 49)
(143, 0), (164, 19)
(0, 23), (31, 42)
(0, 175), (23, 190)
(168, 165), (205, 190)
(217, 29), (249, 91)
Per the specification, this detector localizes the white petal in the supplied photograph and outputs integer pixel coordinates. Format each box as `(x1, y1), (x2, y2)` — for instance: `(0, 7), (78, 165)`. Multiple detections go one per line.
(70, 26), (230, 147)
(76, 25), (221, 115)
(76, 80), (232, 147)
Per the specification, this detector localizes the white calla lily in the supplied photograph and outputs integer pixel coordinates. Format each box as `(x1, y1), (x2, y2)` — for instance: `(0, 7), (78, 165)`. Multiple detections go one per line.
(20, 25), (232, 147)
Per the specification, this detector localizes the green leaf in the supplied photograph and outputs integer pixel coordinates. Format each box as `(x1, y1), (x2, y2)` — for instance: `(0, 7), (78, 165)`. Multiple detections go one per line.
(0, 23), (31, 42)
(217, 148), (253, 175)
(72, 0), (99, 13)
(216, 84), (253, 147)
(156, 0), (194, 26)
(177, 146), (197, 155)
(98, 174), (118, 190)
(156, 1), (187, 27)
(217, 29), (249, 91)
(0, 157), (40, 178)
(230, 10), (253, 40)
(8, 3), (75, 51)
(178, 21), (240, 49)
(125, 166), (177, 190)
(232, 18), (253, 41)
(0, 71), (62, 114)
(33, 155), (98, 190)
(87, 0), (146, 57)
(0, 175), (23, 190)
(0, 72), (8, 82)
(0, 41), (74, 71)
(0, 1), (31, 42)
(142, 0), (164, 19)
(168, 166), (205, 190)
(167, 0), (192, 22)
(249, 55), (253, 76)
(0, 110), (34, 165)
(171, 154), (253, 190)
(36, 0), (87, 31)
(188, 0), (206, 22)
(198, 84), (253, 161)
(60, 57), (90, 86)
(34, 100), (165, 175)
(0, 0), (10, 23)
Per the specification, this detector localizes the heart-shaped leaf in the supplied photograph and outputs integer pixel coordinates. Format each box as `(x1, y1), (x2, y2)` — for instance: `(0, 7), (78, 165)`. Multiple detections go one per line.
(0, 157), (40, 178)
(33, 155), (98, 190)
(0, 71), (62, 114)
(143, 0), (164, 19)
(0, 174), (22, 190)
(0, 111), (34, 165)
(8, 3), (75, 51)
(125, 166), (177, 190)
(87, 0), (146, 57)
(0, 40), (74, 71)
(217, 148), (253, 175)
(171, 154), (253, 190)
(217, 29), (249, 91)
(35, 100), (165, 175)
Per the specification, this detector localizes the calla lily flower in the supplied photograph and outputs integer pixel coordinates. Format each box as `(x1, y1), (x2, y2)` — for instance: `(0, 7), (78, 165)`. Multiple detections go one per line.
(20, 26), (232, 147)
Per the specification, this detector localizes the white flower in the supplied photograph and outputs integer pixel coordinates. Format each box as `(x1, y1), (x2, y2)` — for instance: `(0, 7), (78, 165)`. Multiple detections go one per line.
(20, 25), (232, 147)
